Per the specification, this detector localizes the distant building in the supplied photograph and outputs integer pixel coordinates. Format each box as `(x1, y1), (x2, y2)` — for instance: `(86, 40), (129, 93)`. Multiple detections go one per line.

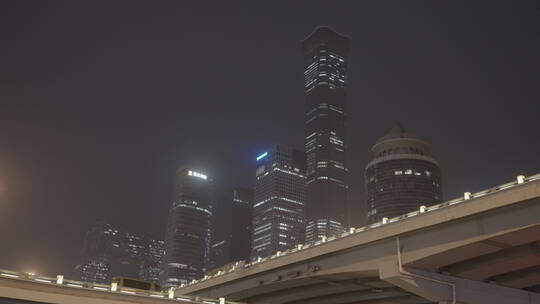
(303, 26), (351, 241)
(365, 124), (443, 223)
(229, 188), (254, 262)
(209, 187), (254, 270)
(209, 239), (230, 271)
(139, 238), (165, 282)
(74, 222), (164, 284)
(251, 145), (306, 259)
(160, 168), (214, 289)
(305, 219), (345, 244)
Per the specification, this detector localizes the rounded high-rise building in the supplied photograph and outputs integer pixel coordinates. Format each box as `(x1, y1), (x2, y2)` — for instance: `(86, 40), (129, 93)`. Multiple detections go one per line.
(365, 124), (442, 224)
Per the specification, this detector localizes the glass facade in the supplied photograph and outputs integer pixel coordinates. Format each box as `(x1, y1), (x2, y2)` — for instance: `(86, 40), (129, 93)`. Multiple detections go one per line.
(160, 168), (213, 289)
(365, 125), (443, 223)
(251, 145), (306, 259)
(303, 26), (350, 239)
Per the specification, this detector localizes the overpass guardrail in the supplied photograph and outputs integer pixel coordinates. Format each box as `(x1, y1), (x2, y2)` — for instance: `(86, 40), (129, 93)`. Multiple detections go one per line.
(0, 268), (241, 304)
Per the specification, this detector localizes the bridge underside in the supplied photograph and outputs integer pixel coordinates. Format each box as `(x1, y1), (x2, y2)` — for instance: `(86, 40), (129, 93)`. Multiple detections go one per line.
(233, 273), (432, 304)
(410, 224), (540, 293)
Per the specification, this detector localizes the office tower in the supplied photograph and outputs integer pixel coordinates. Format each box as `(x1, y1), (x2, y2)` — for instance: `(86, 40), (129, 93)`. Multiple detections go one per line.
(209, 187), (254, 270)
(160, 168), (214, 289)
(209, 239), (230, 271)
(251, 145), (306, 259)
(365, 124), (443, 223)
(229, 188), (254, 262)
(74, 222), (164, 284)
(303, 26), (350, 240)
(305, 219), (345, 244)
(139, 239), (165, 282)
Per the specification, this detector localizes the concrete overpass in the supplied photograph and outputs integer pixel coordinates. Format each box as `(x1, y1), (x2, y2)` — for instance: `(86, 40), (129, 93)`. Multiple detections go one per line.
(176, 174), (540, 304)
(0, 269), (242, 304)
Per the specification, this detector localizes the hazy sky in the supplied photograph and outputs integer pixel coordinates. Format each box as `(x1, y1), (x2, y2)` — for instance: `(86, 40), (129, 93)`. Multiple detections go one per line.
(1, 1), (539, 277)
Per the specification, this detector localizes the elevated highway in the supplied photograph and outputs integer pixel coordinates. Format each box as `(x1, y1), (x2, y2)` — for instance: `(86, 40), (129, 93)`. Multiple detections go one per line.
(0, 270), (241, 304)
(176, 174), (540, 304)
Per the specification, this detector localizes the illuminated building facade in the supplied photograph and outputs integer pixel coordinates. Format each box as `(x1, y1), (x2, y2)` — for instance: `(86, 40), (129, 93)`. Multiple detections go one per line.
(160, 168), (214, 289)
(74, 222), (164, 284)
(303, 26), (350, 240)
(251, 145), (306, 259)
(365, 124), (443, 223)
(209, 187), (253, 270)
(139, 238), (165, 282)
(305, 219), (345, 244)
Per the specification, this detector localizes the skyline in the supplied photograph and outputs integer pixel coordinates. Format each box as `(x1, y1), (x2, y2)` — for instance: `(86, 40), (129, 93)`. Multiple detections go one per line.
(1, 1), (540, 279)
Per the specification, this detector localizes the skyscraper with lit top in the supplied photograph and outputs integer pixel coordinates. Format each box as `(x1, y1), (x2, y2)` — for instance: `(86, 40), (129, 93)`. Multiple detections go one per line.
(251, 145), (306, 259)
(160, 167), (214, 289)
(303, 26), (350, 241)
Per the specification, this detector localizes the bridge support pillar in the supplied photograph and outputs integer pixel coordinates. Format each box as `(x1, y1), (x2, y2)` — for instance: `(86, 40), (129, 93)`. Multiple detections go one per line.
(379, 260), (540, 304)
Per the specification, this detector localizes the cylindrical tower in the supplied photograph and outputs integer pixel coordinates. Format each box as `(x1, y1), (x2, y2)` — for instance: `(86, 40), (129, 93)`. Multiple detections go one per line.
(365, 124), (442, 223)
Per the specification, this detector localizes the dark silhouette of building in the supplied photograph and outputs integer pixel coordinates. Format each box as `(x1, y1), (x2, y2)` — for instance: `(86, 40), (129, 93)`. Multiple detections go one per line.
(209, 187), (253, 270)
(160, 168), (214, 289)
(302, 26), (350, 241)
(251, 145), (306, 259)
(229, 188), (254, 262)
(74, 222), (164, 284)
(365, 124), (443, 223)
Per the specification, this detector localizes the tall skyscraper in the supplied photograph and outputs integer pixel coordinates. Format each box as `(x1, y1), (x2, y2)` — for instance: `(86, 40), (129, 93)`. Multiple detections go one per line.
(209, 187), (253, 270)
(74, 222), (164, 284)
(303, 26), (350, 240)
(251, 145), (306, 259)
(365, 124), (443, 223)
(160, 168), (214, 289)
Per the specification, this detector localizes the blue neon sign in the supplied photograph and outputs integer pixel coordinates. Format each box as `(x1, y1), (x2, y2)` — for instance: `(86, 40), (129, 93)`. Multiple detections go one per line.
(256, 152), (268, 161)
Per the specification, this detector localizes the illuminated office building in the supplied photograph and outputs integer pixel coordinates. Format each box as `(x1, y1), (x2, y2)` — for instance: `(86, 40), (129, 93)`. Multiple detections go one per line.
(303, 26), (350, 240)
(365, 124), (443, 223)
(305, 219), (345, 244)
(251, 145), (306, 259)
(74, 222), (164, 284)
(160, 168), (214, 289)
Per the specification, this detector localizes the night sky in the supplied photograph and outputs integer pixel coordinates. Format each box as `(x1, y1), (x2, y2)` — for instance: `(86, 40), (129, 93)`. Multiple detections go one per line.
(1, 1), (539, 278)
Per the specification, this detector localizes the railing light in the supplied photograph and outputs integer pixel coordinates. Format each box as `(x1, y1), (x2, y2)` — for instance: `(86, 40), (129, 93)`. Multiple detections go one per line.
(517, 175), (525, 184)
(56, 275), (64, 284)
(464, 192), (471, 200)
(111, 282), (118, 291)
(349, 227), (356, 233)
(382, 217), (389, 224)
(1, 273), (19, 278)
(67, 283), (83, 288)
(93, 286), (108, 291)
(297, 244), (303, 250)
(34, 278), (52, 283)
(419, 205), (427, 213)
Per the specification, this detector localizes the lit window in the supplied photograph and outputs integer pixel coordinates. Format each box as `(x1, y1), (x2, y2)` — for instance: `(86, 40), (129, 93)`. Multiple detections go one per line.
(405, 169), (412, 175)
(394, 170), (403, 175)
